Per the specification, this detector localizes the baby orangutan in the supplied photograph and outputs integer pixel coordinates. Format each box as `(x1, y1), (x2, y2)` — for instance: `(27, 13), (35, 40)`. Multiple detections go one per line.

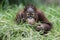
(15, 4), (52, 35)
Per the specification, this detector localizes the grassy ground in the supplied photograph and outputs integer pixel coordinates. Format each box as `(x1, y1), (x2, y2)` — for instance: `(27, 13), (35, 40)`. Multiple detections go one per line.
(0, 5), (60, 40)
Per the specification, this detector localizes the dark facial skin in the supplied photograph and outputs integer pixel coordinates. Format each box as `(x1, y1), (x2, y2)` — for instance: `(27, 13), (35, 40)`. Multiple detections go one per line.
(26, 7), (36, 24)
(26, 6), (35, 18)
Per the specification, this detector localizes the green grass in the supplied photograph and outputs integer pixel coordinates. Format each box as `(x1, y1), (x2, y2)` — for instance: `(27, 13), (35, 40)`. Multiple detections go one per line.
(0, 5), (60, 40)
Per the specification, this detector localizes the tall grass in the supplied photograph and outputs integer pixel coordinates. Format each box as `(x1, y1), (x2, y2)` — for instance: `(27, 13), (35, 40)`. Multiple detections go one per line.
(0, 5), (60, 40)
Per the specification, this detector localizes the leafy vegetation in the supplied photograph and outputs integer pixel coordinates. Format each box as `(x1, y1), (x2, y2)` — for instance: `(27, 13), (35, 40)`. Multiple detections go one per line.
(0, 4), (60, 40)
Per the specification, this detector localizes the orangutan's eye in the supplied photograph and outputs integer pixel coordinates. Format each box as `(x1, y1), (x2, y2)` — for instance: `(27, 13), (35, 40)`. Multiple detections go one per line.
(32, 13), (35, 16)
(27, 13), (30, 16)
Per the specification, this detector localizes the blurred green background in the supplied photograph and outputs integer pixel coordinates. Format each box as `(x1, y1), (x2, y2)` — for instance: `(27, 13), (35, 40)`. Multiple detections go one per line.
(0, 0), (60, 40)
